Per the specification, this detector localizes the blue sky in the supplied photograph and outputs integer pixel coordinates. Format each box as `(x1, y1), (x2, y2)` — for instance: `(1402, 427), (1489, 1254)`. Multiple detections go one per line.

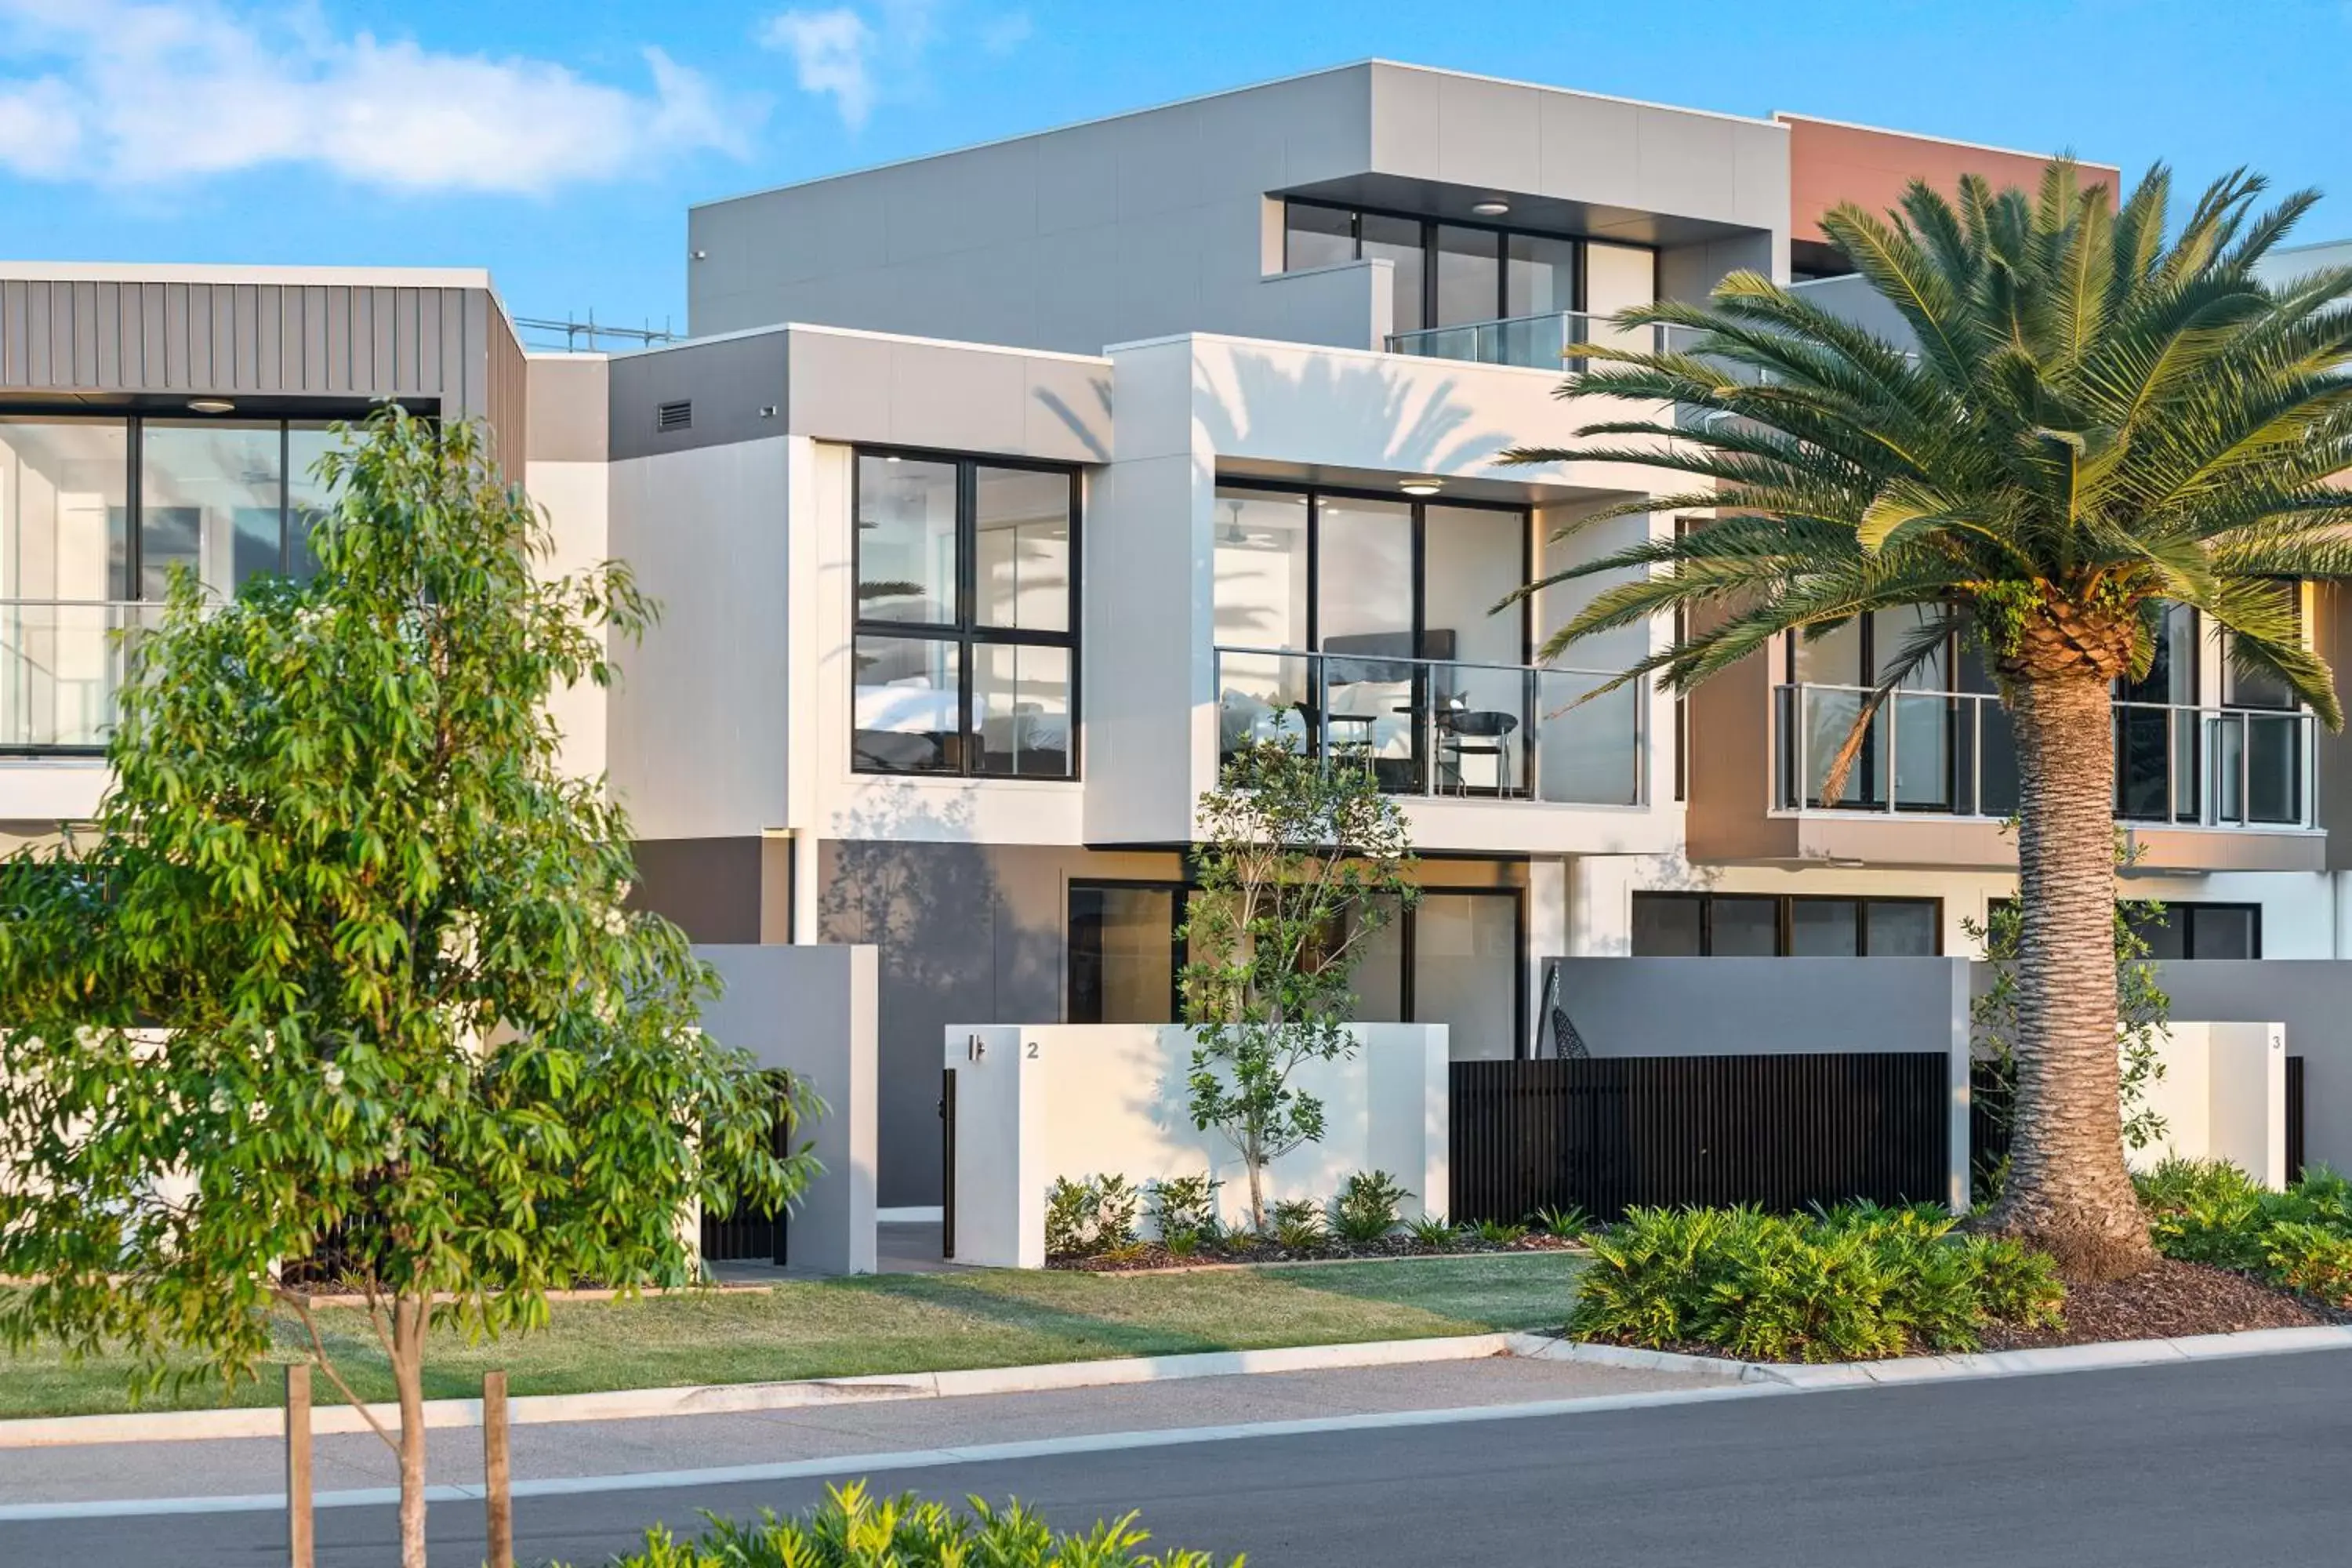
(4, 0), (2348, 338)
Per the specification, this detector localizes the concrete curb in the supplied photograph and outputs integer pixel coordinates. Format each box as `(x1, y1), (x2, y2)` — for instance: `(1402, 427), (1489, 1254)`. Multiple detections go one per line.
(0, 1333), (1523, 1449)
(10, 1322), (2350, 1451)
(1512, 1323), (2352, 1388)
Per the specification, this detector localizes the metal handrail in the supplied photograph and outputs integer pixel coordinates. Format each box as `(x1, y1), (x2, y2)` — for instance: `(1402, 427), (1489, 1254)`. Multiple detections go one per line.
(1772, 681), (2316, 830)
(1213, 644), (1642, 805)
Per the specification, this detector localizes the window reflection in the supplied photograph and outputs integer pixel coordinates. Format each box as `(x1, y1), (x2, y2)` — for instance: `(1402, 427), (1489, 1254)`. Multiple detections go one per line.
(140, 421), (285, 597)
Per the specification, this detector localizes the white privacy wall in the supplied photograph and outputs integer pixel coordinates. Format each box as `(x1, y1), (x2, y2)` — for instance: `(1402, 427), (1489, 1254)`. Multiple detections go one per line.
(2132, 1022), (2287, 1189)
(946, 1023), (1449, 1268)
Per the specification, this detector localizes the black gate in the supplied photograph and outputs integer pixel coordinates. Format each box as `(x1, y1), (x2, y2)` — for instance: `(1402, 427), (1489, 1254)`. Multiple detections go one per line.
(2288, 1054), (2307, 1182)
(1450, 1052), (1950, 1224)
(941, 1067), (957, 1261)
(699, 1072), (800, 1266)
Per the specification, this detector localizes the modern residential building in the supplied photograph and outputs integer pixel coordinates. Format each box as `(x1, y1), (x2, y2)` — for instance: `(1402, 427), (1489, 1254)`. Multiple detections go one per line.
(1, 61), (2339, 1208)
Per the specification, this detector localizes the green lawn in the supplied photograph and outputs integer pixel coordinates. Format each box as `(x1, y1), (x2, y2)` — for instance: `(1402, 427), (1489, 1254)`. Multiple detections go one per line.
(2, 1253), (1584, 1420)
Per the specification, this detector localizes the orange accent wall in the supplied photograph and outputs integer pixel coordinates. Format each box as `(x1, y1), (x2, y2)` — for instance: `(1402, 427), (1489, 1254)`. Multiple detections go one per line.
(1778, 115), (2118, 243)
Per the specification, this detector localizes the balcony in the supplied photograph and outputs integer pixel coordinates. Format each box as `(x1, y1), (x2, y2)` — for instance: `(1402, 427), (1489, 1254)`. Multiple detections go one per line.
(1773, 683), (2316, 831)
(0, 600), (162, 754)
(1214, 644), (1642, 808)
(1385, 310), (1673, 371)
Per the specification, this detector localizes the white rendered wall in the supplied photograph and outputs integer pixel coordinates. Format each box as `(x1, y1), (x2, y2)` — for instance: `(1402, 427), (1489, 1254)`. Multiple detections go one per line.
(2134, 1021), (2287, 1188)
(945, 1022), (1450, 1268)
(606, 438), (790, 841)
(697, 943), (881, 1275)
(523, 458), (610, 784)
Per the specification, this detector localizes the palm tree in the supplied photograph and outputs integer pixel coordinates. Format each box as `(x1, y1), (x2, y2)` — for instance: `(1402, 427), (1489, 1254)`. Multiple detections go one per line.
(1507, 165), (2352, 1276)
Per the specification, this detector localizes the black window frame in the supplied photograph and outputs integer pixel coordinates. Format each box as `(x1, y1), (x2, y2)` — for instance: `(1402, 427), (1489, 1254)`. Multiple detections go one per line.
(1632, 891), (1945, 957)
(1213, 477), (1533, 661)
(0, 411), (347, 605)
(851, 445), (1083, 781)
(1283, 198), (1649, 334)
(1065, 876), (1529, 1054)
(1987, 897), (2263, 960)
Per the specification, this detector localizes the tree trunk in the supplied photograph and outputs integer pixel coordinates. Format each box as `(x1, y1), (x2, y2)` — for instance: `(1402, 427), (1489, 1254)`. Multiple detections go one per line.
(1985, 670), (2157, 1278)
(393, 1296), (430, 1568)
(1245, 1138), (1267, 1234)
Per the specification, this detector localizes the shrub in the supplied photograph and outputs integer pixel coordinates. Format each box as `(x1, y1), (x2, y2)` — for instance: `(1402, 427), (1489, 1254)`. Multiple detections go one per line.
(2138, 1159), (2352, 1305)
(1570, 1204), (2067, 1363)
(1148, 1174), (1221, 1250)
(1404, 1214), (1457, 1250)
(591, 1483), (1235, 1567)
(1532, 1203), (1593, 1241)
(1271, 1196), (1327, 1250)
(1044, 1174), (1140, 1258)
(1330, 1171), (1411, 1243)
(1471, 1218), (1528, 1247)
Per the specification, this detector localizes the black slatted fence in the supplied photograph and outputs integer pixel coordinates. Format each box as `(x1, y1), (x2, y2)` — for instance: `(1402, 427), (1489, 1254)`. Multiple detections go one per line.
(1450, 1052), (1949, 1224)
(2288, 1054), (2307, 1182)
(699, 1072), (801, 1266)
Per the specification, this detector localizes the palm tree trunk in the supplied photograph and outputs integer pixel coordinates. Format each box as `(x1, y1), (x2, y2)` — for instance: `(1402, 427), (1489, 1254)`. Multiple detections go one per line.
(1987, 670), (2156, 1278)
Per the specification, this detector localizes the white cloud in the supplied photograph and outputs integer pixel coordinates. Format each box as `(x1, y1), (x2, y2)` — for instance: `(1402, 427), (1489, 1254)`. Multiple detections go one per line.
(977, 12), (1031, 57)
(760, 8), (878, 130)
(0, 0), (759, 194)
(759, 0), (1024, 130)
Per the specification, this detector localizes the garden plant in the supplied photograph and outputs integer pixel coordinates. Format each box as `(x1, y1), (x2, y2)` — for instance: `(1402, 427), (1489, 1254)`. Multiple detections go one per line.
(1508, 164), (2352, 1275)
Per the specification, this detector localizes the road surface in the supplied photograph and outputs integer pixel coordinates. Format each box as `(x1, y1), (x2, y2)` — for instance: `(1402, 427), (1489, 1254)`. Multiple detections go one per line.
(7, 1349), (2349, 1566)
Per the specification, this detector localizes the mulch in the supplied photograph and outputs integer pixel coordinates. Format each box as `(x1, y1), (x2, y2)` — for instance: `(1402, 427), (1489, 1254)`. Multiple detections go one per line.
(1976, 1258), (2352, 1351)
(1046, 1232), (1579, 1272)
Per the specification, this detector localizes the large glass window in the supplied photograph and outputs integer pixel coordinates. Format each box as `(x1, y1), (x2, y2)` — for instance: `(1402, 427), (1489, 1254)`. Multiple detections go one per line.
(0, 413), (350, 751)
(1066, 880), (1523, 1055)
(1213, 481), (1530, 794)
(1283, 200), (1619, 341)
(1068, 884), (1182, 1023)
(140, 422), (286, 597)
(1632, 893), (1944, 956)
(0, 418), (128, 603)
(855, 456), (959, 625)
(2124, 902), (2260, 960)
(853, 449), (1080, 779)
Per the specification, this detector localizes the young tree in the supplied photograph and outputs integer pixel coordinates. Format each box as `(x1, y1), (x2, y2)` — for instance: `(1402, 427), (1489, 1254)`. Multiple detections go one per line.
(1180, 735), (1416, 1232)
(1504, 165), (2352, 1276)
(0, 409), (816, 1568)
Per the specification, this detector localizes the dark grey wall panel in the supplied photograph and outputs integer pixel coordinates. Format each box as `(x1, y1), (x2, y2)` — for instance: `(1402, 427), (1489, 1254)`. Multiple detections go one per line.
(0, 272), (526, 477)
(607, 330), (787, 461)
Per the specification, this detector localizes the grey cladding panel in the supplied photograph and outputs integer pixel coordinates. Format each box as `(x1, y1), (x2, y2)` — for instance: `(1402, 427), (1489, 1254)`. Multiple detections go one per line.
(607, 331), (788, 460)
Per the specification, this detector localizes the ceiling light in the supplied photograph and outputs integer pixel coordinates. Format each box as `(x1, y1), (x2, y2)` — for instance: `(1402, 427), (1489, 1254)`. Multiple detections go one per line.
(187, 397), (235, 414)
(1471, 200), (1509, 216)
(1399, 479), (1442, 496)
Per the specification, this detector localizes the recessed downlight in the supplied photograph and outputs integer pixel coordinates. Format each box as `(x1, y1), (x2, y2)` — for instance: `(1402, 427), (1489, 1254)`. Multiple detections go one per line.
(1399, 479), (1442, 496)
(187, 397), (235, 414)
(1471, 200), (1509, 216)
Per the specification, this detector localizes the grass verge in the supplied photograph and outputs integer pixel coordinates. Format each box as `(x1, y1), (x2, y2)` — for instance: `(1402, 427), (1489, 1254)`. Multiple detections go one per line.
(1, 1251), (1582, 1420)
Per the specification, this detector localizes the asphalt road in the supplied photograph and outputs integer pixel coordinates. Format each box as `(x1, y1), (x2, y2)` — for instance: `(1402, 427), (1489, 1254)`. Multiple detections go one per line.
(11, 1349), (2352, 1566)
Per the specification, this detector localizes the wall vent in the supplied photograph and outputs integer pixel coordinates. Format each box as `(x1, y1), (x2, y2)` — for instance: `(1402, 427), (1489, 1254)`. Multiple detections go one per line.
(656, 400), (692, 433)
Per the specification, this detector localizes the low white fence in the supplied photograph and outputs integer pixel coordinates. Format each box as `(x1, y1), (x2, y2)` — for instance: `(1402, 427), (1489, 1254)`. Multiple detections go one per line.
(944, 1022), (1449, 1269)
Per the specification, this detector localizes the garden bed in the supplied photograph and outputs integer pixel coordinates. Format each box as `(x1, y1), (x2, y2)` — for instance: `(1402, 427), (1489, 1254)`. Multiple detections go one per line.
(1976, 1258), (2351, 1350)
(1047, 1232), (1580, 1272)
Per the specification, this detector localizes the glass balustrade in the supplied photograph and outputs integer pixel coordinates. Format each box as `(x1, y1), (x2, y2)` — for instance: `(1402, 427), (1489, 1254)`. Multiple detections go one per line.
(1213, 645), (1641, 807)
(1774, 683), (2313, 829)
(0, 601), (167, 752)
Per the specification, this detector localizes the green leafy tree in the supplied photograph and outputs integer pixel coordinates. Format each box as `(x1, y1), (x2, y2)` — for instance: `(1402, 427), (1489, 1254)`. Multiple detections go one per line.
(0, 409), (816, 1568)
(1504, 165), (2352, 1276)
(1179, 737), (1416, 1233)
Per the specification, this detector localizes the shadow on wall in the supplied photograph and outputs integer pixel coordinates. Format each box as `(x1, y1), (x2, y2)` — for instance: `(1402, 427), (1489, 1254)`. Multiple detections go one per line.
(818, 785), (1061, 1209)
(1033, 373), (1113, 463)
(1194, 350), (1519, 480)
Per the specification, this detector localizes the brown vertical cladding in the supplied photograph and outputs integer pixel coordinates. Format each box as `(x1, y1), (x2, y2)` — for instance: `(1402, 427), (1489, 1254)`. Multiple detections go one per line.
(0, 275), (525, 481)
(1777, 114), (2119, 244)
